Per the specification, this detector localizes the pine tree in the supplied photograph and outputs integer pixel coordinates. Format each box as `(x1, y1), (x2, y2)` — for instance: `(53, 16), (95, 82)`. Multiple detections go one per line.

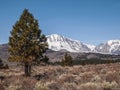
(8, 9), (48, 76)
(61, 53), (73, 66)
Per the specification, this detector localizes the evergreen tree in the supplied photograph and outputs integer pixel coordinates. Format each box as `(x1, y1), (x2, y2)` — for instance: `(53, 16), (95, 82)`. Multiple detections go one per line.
(61, 53), (73, 66)
(9, 9), (48, 76)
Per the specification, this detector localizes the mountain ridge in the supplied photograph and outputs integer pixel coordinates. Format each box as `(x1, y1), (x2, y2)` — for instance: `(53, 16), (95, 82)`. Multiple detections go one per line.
(47, 34), (120, 54)
(47, 34), (91, 52)
(0, 34), (120, 65)
(0, 34), (120, 55)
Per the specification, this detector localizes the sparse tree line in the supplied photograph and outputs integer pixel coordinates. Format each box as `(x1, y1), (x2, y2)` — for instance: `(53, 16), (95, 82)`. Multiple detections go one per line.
(72, 58), (120, 65)
(52, 54), (120, 66)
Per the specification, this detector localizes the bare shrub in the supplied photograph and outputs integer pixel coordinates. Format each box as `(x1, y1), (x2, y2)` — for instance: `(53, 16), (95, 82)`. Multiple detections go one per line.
(61, 82), (77, 90)
(100, 69), (107, 74)
(105, 71), (120, 83)
(8, 84), (22, 90)
(80, 72), (94, 83)
(58, 74), (76, 83)
(45, 80), (62, 90)
(0, 63), (120, 90)
(102, 81), (119, 89)
(34, 81), (48, 90)
(78, 82), (102, 90)
(91, 75), (102, 83)
(74, 75), (82, 84)
(21, 77), (37, 90)
(0, 84), (5, 90)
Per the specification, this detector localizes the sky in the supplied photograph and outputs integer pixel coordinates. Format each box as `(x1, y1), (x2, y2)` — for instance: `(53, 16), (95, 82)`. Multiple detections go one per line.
(0, 0), (120, 45)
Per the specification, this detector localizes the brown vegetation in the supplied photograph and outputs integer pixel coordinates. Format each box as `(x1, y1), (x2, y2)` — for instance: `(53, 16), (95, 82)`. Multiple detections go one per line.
(0, 63), (120, 90)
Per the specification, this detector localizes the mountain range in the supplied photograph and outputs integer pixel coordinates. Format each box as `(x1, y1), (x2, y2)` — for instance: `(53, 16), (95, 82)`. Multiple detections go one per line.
(47, 34), (120, 55)
(0, 34), (120, 65)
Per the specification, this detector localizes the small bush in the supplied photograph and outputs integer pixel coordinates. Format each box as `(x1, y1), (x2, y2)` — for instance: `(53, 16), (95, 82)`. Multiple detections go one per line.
(45, 80), (62, 90)
(61, 82), (77, 90)
(78, 82), (102, 90)
(34, 81), (48, 90)
(8, 84), (22, 90)
(91, 75), (102, 82)
(58, 73), (77, 83)
(102, 81), (119, 90)
(105, 71), (120, 82)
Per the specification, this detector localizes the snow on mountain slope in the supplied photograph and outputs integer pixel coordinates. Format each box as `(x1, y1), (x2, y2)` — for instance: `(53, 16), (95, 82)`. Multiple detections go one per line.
(47, 34), (90, 52)
(107, 40), (120, 52)
(84, 44), (96, 52)
(47, 34), (120, 54)
(96, 40), (120, 54)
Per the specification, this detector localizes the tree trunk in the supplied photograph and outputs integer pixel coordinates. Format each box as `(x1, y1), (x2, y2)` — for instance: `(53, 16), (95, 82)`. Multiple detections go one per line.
(28, 64), (31, 76)
(24, 63), (31, 77)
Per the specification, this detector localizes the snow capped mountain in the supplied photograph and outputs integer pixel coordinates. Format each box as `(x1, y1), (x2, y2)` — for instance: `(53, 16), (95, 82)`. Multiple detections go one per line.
(84, 44), (96, 52)
(47, 34), (120, 54)
(47, 34), (90, 52)
(96, 40), (120, 54)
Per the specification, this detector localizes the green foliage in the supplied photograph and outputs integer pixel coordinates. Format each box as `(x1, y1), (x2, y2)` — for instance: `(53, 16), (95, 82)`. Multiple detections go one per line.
(9, 9), (48, 64)
(61, 53), (73, 66)
(8, 9), (48, 76)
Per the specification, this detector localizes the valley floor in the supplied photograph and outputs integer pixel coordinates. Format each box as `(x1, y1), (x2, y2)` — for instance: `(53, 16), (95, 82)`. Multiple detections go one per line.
(0, 63), (120, 90)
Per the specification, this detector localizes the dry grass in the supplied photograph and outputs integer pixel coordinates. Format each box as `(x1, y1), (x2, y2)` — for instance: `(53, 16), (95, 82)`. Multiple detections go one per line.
(0, 63), (120, 90)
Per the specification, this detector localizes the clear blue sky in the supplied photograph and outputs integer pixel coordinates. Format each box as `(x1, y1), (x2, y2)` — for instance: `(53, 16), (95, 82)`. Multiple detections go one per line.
(0, 0), (120, 45)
